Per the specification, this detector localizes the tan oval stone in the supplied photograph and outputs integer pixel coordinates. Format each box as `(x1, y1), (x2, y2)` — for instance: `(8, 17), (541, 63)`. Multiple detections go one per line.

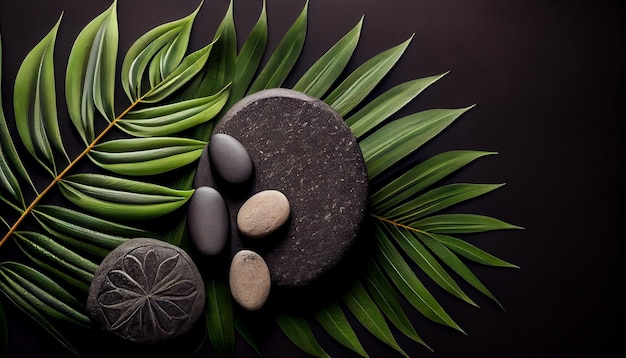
(229, 250), (271, 311)
(237, 190), (290, 239)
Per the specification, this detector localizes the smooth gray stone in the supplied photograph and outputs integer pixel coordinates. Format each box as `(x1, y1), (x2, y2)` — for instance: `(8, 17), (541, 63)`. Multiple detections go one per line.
(187, 186), (230, 256)
(229, 250), (271, 311)
(87, 238), (205, 344)
(198, 88), (369, 288)
(209, 133), (253, 184)
(237, 190), (290, 239)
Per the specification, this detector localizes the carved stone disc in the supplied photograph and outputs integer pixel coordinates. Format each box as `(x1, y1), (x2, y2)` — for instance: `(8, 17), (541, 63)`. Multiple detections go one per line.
(87, 238), (205, 344)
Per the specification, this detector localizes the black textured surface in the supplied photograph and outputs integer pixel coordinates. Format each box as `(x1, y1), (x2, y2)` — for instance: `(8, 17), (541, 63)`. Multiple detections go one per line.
(197, 89), (369, 288)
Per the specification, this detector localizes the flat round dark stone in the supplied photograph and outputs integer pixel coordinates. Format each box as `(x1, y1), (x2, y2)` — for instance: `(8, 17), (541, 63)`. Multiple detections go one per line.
(196, 89), (369, 288)
(87, 238), (205, 344)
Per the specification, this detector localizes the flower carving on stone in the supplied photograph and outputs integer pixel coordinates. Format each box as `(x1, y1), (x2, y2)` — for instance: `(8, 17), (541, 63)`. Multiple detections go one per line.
(87, 239), (205, 344)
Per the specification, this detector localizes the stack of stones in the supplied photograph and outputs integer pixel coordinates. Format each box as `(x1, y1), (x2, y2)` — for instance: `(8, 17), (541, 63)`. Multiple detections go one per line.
(86, 89), (369, 344)
(190, 88), (369, 310)
(188, 134), (290, 311)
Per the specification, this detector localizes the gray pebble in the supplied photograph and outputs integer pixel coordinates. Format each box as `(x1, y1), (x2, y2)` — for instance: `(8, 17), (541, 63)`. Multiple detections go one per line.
(87, 238), (205, 344)
(237, 190), (290, 239)
(209, 133), (253, 184)
(187, 186), (229, 256)
(229, 250), (271, 311)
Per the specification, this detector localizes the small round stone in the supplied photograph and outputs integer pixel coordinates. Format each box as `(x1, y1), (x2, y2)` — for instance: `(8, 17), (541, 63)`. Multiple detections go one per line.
(187, 186), (229, 256)
(87, 238), (205, 344)
(229, 250), (271, 311)
(237, 190), (290, 239)
(209, 133), (253, 184)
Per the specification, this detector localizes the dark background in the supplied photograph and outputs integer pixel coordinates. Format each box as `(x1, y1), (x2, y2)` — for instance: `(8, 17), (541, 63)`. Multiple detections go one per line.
(0, 0), (624, 357)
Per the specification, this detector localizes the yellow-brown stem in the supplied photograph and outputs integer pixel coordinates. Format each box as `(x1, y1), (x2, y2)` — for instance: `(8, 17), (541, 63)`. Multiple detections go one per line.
(371, 214), (427, 235)
(0, 99), (142, 248)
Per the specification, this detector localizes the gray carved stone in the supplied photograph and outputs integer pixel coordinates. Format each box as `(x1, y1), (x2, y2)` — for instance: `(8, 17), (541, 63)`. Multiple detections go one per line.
(87, 238), (205, 344)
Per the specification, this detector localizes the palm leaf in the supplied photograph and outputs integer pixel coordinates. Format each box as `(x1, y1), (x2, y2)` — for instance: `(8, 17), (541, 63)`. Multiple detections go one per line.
(0, 263), (81, 356)
(0, 37), (29, 209)
(293, 17), (363, 98)
(193, 0), (237, 98)
(431, 232), (520, 268)
(0, 263), (89, 327)
(13, 16), (67, 176)
(371, 150), (497, 211)
(387, 224), (477, 307)
(385, 183), (505, 222)
(314, 302), (369, 357)
(0, 2), (522, 357)
(139, 43), (214, 104)
(361, 107), (473, 179)
(66, 1), (118, 144)
(225, 0), (267, 108)
(343, 280), (408, 357)
(121, 3), (201, 101)
(374, 223), (465, 332)
(119, 87), (228, 137)
(89, 137), (205, 175)
(276, 313), (329, 358)
(234, 316), (262, 357)
(247, 0), (308, 94)
(58, 174), (193, 220)
(410, 213), (522, 234)
(347, 73), (448, 138)
(0, 37), (34, 200)
(205, 278), (235, 358)
(363, 259), (430, 349)
(14, 232), (96, 292)
(416, 231), (507, 308)
(324, 35), (413, 116)
(32, 205), (148, 256)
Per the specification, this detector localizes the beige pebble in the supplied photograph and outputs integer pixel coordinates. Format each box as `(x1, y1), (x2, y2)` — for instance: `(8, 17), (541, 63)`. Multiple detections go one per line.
(229, 250), (271, 310)
(237, 190), (290, 239)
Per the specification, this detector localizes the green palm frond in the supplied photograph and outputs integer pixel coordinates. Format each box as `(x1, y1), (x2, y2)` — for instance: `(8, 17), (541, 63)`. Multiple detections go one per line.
(0, 1), (521, 357)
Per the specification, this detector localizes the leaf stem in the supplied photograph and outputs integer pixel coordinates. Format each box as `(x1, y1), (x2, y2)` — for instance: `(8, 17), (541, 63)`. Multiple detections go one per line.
(371, 214), (427, 235)
(0, 99), (142, 248)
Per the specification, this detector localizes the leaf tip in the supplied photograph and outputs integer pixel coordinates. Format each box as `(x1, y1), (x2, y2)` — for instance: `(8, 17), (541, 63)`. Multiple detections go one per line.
(194, 0), (205, 14)
(402, 33), (416, 48)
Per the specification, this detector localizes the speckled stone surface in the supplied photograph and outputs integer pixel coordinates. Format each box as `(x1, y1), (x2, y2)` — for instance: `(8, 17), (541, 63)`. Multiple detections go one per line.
(196, 89), (369, 288)
(87, 238), (205, 344)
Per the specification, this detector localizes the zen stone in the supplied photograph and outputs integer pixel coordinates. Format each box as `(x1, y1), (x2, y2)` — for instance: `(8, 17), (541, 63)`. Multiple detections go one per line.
(187, 186), (229, 256)
(209, 133), (253, 184)
(229, 250), (271, 311)
(201, 88), (369, 288)
(87, 238), (205, 344)
(237, 190), (290, 239)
